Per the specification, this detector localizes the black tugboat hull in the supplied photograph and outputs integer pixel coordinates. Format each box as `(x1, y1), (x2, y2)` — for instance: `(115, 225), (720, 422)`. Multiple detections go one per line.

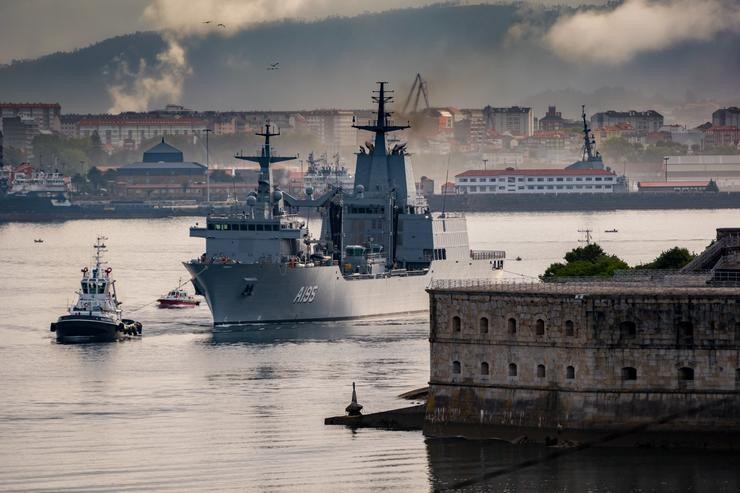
(51, 316), (141, 343)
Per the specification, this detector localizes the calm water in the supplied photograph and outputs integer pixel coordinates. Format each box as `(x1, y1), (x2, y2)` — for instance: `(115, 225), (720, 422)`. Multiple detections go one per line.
(1, 210), (739, 492)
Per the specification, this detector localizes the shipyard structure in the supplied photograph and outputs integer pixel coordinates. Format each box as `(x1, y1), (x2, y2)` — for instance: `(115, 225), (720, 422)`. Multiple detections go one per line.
(425, 228), (740, 449)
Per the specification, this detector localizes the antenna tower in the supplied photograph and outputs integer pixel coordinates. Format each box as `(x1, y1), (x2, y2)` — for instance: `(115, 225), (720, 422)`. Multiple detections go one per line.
(577, 228), (593, 245)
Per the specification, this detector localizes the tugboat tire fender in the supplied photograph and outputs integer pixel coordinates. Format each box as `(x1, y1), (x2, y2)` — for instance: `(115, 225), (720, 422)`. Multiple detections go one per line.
(50, 323), (56, 332)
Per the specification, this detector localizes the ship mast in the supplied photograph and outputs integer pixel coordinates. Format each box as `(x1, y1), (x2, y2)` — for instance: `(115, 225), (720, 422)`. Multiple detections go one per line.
(353, 82), (409, 156)
(93, 235), (107, 273)
(235, 123), (295, 216)
(581, 105), (598, 162)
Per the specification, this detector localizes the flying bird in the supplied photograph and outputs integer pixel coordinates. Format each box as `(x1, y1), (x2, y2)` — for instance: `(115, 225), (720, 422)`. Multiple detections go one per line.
(202, 20), (212, 24)
(267, 62), (280, 70)
(217, 23), (226, 28)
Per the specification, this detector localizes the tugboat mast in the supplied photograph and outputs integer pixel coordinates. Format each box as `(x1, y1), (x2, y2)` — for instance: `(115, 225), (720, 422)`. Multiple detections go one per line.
(93, 235), (108, 271)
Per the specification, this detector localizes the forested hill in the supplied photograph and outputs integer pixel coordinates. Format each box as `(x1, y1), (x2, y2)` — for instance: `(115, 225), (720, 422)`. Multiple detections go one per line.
(0, 3), (738, 115)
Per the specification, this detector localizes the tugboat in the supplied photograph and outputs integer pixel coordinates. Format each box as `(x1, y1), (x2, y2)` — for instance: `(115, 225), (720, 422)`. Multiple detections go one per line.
(157, 280), (201, 308)
(50, 236), (142, 342)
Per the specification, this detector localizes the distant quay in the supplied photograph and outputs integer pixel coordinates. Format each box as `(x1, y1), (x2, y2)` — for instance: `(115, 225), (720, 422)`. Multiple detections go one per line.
(427, 191), (740, 212)
(423, 229), (740, 449)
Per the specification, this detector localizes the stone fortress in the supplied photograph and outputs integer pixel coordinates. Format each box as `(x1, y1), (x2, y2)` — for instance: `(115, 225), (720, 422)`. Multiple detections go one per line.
(425, 228), (740, 449)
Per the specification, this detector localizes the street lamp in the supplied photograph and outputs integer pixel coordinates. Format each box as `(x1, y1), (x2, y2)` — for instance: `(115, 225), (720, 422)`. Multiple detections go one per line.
(663, 156), (669, 182)
(203, 128), (212, 202)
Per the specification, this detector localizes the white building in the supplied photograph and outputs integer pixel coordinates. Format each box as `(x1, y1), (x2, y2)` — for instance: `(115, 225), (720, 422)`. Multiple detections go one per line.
(0, 103), (61, 133)
(659, 125), (705, 149)
(302, 110), (357, 156)
(482, 106), (534, 137)
(590, 110), (663, 134)
(666, 155), (740, 191)
(77, 116), (208, 149)
(455, 168), (618, 194)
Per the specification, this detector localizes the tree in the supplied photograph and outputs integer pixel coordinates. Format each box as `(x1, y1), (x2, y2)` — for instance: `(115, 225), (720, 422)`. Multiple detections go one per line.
(635, 247), (695, 270)
(3, 145), (25, 166)
(87, 166), (104, 192)
(87, 131), (106, 166)
(71, 173), (87, 193)
(542, 243), (629, 279)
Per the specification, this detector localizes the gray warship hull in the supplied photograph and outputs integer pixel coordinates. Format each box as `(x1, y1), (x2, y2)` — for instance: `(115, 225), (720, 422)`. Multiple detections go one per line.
(185, 258), (502, 326)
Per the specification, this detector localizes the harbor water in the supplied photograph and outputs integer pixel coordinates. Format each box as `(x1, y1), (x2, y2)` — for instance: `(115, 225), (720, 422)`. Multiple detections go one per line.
(1, 210), (739, 492)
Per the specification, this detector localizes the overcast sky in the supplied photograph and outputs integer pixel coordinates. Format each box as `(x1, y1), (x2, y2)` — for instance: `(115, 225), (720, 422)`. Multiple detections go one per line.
(0, 0), (606, 64)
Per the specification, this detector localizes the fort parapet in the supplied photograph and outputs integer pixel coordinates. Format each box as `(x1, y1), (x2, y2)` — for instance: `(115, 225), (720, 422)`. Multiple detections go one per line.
(425, 271), (740, 449)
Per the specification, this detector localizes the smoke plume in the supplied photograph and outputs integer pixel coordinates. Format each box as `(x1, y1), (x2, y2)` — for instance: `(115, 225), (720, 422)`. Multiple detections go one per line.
(107, 0), (423, 112)
(107, 33), (191, 113)
(545, 0), (740, 65)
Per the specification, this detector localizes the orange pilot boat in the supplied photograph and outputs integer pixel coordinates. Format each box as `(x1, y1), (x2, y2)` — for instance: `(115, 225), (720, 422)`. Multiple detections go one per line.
(157, 280), (201, 308)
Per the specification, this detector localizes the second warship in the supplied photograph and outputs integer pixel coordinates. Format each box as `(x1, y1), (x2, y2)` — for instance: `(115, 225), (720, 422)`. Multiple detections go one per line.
(185, 83), (505, 325)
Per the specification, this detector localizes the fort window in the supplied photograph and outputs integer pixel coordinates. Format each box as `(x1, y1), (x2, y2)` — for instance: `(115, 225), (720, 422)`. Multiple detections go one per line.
(677, 321), (694, 344)
(735, 368), (740, 384)
(565, 320), (574, 337)
(481, 362), (490, 375)
(508, 363), (518, 377)
(479, 317), (489, 335)
(452, 361), (461, 374)
(536, 364), (546, 378)
(678, 367), (694, 381)
(619, 321), (637, 338)
(452, 316), (461, 333)
(621, 367), (637, 381)
(535, 319), (545, 336)
(566, 366), (575, 379)
(508, 317), (517, 335)
(735, 322), (740, 341)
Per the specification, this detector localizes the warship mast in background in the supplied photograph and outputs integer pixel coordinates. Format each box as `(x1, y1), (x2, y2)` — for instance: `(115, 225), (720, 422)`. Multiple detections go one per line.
(567, 105), (605, 170)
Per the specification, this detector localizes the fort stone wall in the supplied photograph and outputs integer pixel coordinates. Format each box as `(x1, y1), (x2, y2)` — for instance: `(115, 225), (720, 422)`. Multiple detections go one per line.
(425, 283), (740, 448)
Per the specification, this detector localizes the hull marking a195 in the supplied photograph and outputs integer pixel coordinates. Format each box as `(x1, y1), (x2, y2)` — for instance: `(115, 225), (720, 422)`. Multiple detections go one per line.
(293, 285), (319, 303)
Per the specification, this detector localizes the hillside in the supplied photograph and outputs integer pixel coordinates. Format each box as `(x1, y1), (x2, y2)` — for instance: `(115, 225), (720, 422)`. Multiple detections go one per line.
(0, 3), (738, 116)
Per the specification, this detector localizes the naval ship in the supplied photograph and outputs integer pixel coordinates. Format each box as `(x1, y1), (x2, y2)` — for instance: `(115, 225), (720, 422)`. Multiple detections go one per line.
(184, 83), (505, 325)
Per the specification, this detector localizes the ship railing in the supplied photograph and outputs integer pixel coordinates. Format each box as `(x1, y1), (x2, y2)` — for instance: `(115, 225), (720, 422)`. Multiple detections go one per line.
(358, 118), (406, 128)
(708, 270), (740, 286)
(470, 250), (506, 260)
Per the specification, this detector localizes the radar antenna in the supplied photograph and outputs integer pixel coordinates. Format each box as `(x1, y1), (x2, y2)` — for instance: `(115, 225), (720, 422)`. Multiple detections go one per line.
(578, 228), (593, 245)
(235, 122), (295, 214)
(353, 82), (410, 156)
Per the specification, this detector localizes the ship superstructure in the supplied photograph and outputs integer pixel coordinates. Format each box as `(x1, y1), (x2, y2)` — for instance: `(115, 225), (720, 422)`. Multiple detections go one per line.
(302, 152), (354, 195)
(185, 83), (505, 325)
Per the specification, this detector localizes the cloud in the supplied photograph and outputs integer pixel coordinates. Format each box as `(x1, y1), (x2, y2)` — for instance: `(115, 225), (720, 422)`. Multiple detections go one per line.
(545, 0), (740, 64)
(142, 0), (316, 35)
(107, 33), (191, 113)
(140, 0), (434, 35)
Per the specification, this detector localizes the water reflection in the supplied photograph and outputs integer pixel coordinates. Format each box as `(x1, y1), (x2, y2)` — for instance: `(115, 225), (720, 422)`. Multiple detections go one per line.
(425, 437), (740, 492)
(207, 316), (428, 345)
